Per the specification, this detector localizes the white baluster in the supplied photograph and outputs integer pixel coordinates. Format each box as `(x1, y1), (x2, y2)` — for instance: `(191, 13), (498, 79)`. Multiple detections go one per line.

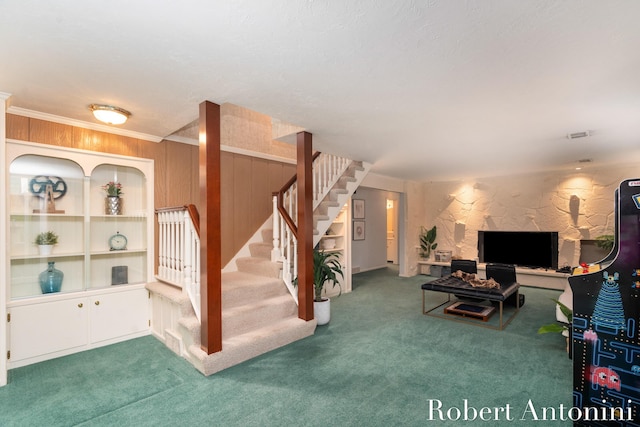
(271, 195), (280, 262)
(182, 211), (191, 290)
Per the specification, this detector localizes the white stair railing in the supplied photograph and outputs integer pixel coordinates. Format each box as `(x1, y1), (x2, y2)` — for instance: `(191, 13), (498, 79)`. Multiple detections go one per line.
(313, 153), (351, 206)
(272, 152), (352, 303)
(156, 205), (201, 322)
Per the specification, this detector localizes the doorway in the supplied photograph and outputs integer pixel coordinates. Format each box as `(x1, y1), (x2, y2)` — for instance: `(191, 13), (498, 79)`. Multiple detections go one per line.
(386, 198), (398, 264)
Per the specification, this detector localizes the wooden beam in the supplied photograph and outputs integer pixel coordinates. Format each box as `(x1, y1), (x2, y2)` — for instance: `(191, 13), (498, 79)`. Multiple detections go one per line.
(199, 101), (222, 353)
(297, 131), (314, 321)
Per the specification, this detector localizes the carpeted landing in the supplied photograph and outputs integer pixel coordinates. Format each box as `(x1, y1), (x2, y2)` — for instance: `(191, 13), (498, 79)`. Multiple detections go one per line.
(0, 266), (572, 426)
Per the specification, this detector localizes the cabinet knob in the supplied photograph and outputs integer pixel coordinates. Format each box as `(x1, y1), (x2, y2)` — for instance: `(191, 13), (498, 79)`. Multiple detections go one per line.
(77, 303), (83, 308)
(94, 300), (100, 306)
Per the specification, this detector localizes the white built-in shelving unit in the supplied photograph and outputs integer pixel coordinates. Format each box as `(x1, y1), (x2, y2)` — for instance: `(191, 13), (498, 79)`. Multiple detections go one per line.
(5, 140), (154, 368)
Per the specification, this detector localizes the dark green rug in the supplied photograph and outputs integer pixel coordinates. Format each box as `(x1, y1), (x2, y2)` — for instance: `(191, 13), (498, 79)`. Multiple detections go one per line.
(0, 267), (572, 426)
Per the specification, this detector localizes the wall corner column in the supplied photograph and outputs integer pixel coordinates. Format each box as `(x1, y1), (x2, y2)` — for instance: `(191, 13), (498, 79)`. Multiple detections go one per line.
(0, 92), (10, 386)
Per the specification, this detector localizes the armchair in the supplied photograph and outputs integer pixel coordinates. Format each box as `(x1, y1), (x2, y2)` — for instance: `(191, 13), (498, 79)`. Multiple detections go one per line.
(485, 263), (525, 307)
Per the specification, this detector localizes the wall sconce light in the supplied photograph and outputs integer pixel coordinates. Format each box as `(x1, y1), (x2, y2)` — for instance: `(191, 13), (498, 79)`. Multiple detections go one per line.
(89, 104), (131, 125)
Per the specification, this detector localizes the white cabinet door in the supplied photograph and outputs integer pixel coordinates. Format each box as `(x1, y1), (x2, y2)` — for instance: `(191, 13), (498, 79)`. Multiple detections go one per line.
(10, 297), (89, 362)
(90, 288), (149, 344)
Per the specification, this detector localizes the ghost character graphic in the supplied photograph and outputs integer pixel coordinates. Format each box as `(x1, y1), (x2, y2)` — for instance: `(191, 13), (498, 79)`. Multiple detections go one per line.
(590, 366), (621, 391)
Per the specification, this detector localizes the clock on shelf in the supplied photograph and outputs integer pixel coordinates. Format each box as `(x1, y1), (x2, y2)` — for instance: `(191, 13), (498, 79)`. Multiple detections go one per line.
(109, 232), (128, 251)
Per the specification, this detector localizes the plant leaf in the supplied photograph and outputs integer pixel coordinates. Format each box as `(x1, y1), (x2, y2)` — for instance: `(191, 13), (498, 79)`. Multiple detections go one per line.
(552, 299), (572, 322)
(538, 323), (567, 334)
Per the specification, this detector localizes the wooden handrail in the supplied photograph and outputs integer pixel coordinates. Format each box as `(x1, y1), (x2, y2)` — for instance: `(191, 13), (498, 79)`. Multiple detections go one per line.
(185, 204), (200, 237)
(272, 151), (321, 238)
(272, 191), (298, 236)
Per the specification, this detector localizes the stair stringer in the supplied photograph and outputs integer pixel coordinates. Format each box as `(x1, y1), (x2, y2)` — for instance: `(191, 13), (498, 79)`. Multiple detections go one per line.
(313, 160), (372, 245)
(223, 159), (372, 273)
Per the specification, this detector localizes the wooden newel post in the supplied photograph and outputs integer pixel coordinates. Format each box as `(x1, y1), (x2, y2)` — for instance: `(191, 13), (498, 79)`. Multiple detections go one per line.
(297, 131), (314, 321)
(199, 101), (222, 354)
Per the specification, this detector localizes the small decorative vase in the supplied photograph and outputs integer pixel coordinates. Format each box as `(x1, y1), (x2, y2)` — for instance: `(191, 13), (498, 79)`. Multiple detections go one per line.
(39, 261), (64, 294)
(105, 196), (123, 215)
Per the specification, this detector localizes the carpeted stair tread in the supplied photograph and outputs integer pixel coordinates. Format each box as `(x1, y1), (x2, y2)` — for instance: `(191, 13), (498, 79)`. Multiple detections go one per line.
(235, 257), (282, 278)
(189, 316), (317, 376)
(222, 271), (286, 308)
(316, 200), (340, 215)
(261, 228), (273, 243)
(248, 242), (272, 259)
(222, 294), (297, 338)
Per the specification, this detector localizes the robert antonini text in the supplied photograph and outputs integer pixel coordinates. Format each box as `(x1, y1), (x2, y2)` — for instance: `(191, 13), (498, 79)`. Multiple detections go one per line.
(427, 399), (633, 422)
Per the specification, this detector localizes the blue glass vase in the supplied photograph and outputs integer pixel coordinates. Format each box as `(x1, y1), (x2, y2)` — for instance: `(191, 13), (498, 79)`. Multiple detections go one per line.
(39, 261), (64, 293)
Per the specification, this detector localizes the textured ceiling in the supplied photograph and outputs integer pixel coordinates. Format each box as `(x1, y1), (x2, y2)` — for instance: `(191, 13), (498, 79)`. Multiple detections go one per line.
(1, 1), (640, 181)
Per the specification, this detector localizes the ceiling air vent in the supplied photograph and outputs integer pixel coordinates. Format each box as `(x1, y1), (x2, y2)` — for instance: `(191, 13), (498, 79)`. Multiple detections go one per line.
(567, 131), (591, 139)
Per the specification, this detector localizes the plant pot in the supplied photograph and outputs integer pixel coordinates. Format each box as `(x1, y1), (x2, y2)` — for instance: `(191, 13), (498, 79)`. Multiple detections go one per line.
(314, 298), (331, 325)
(105, 196), (123, 215)
(38, 244), (53, 255)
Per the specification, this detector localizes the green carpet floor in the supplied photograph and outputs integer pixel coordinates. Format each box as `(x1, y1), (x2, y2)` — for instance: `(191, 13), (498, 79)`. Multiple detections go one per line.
(0, 267), (572, 426)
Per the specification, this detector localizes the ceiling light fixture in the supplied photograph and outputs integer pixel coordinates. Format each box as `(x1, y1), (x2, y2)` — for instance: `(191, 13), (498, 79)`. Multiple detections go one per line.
(89, 104), (131, 125)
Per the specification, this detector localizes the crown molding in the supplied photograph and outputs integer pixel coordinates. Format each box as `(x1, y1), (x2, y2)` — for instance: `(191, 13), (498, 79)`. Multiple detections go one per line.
(7, 106), (163, 143)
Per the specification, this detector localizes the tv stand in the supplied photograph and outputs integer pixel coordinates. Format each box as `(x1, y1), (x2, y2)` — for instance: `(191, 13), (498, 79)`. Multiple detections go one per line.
(417, 260), (569, 290)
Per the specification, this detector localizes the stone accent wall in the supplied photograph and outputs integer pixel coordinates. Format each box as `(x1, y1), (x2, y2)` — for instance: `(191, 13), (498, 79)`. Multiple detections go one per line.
(421, 166), (637, 268)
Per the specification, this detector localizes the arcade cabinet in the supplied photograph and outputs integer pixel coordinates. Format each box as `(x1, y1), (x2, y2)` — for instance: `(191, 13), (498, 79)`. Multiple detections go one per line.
(569, 179), (640, 425)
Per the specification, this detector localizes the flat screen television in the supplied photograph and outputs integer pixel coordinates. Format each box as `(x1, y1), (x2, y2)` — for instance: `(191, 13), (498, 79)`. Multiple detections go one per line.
(478, 231), (559, 270)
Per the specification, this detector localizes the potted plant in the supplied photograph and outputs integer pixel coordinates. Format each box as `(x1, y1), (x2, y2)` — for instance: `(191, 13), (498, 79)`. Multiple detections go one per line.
(419, 225), (437, 259)
(312, 249), (344, 325)
(35, 231), (59, 255)
(595, 234), (614, 252)
(538, 299), (572, 355)
(102, 181), (124, 215)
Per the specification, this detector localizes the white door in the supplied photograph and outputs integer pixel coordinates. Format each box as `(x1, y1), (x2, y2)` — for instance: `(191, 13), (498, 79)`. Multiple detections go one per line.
(90, 288), (149, 344)
(10, 297), (89, 363)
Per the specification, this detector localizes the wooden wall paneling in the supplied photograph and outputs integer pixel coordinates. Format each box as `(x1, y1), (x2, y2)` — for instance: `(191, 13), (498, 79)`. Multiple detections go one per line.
(283, 164), (296, 184)
(6, 114), (29, 141)
(251, 158), (270, 225)
(73, 127), (139, 156)
(138, 140), (167, 209)
(220, 151), (235, 266)
(191, 143), (200, 209)
(138, 139), (166, 274)
(29, 118), (73, 147)
(233, 155), (253, 258)
(165, 140), (194, 207)
(269, 162), (296, 192)
(268, 162), (284, 195)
